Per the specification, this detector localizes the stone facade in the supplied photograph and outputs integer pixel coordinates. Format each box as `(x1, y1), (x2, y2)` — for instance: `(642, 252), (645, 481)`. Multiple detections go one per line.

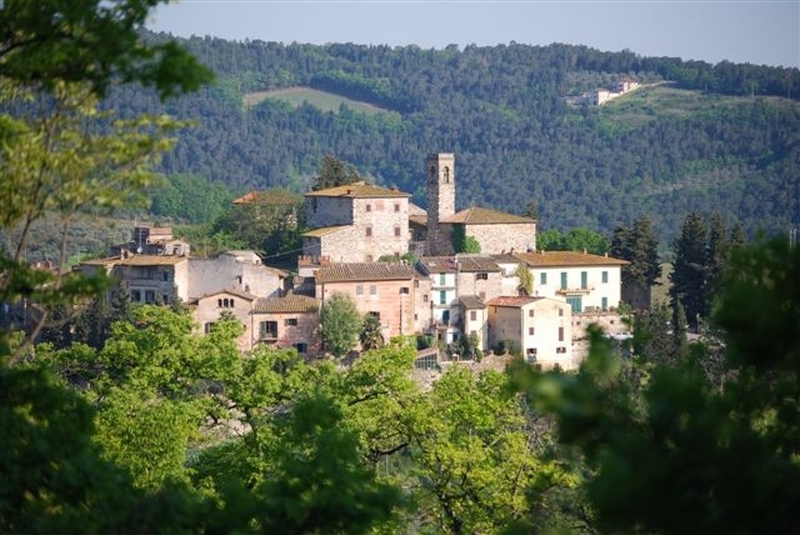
(425, 153), (456, 256)
(303, 183), (411, 262)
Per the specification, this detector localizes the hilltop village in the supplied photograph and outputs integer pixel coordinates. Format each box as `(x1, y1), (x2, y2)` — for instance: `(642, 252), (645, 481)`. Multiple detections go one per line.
(80, 153), (630, 370)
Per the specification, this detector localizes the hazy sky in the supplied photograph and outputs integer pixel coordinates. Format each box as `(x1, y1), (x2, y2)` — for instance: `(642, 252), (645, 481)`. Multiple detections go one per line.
(149, 1), (799, 68)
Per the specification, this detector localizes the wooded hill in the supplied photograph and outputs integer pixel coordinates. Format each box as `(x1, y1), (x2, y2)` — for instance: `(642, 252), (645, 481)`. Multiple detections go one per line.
(115, 33), (800, 244)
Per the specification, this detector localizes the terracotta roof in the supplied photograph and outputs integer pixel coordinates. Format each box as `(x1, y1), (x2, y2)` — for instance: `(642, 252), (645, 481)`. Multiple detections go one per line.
(490, 253), (522, 264)
(419, 255), (501, 273)
(459, 295), (486, 309)
(441, 206), (535, 225)
(301, 225), (349, 238)
(487, 296), (544, 307)
(515, 251), (629, 267)
(305, 181), (410, 199)
(315, 262), (419, 283)
(193, 288), (258, 303)
(409, 214), (427, 227)
(409, 203), (427, 216)
(232, 189), (301, 205)
(253, 294), (319, 313)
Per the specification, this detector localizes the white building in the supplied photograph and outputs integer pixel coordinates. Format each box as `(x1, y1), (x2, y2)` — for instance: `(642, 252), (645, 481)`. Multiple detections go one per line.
(487, 296), (574, 369)
(514, 251), (628, 313)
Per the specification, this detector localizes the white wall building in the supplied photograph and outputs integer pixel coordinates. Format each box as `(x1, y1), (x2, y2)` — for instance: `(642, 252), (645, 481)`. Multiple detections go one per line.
(514, 251), (628, 313)
(487, 296), (574, 369)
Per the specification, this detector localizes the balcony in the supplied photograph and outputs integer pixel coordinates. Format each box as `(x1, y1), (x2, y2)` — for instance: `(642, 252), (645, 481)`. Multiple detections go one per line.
(556, 286), (593, 296)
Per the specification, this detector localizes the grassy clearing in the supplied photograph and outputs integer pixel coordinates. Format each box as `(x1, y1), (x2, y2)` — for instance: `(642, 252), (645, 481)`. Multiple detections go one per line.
(244, 87), (390, 116)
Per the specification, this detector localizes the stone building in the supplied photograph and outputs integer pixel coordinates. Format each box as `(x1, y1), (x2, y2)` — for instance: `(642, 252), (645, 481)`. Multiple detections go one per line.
(191, 288), (258, 351)
(422, 153), (536, 256)
(302, 182), (411, 262)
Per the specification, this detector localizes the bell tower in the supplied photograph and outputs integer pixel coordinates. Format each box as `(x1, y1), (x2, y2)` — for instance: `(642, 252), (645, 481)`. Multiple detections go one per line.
(426, 153), (456, 255)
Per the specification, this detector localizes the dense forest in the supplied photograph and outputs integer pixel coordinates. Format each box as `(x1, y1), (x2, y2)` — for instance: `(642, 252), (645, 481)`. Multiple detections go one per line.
(106, 32), (800, 246)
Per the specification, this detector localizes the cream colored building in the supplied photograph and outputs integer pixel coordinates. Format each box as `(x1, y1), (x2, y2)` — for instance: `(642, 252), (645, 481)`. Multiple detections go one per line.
(487, 296), (574, 369)
(514, 251), (628, 313)
(302, 182), (411, 262)
(191, 288), (258, 352)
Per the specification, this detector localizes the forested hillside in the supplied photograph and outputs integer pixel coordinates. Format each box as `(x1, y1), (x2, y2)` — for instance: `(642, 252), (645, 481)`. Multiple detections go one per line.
(115, 33), (800, 244)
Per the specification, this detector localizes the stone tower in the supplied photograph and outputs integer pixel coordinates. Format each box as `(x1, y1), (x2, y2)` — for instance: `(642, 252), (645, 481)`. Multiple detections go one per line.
(426, 152), (456, 255)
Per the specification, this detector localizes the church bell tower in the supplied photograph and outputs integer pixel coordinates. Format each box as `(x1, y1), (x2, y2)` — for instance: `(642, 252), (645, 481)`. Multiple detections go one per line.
(426, 153), (456, 255)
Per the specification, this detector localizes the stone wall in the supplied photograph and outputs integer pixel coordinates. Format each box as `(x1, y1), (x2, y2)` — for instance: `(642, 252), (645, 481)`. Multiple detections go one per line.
(465, 222), (536, 255)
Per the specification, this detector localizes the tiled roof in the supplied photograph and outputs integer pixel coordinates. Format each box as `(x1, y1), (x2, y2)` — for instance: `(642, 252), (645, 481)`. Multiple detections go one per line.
(232, 189), (302, 205)
(315, 262), (419, 283)
(487, 296), (544, 307)
(305, 181), (410, 199)
(441, 206), (535, 225)
(419, 255), (501, 273)
(301, 225), (350, 238)
(193, 288), (258, 303)
(409, 202), (427, 216)
(409, 214), (427, 227)
(515, 251), (629, 267)
(459, 295), (486, 309)
(81, 254), (189, 267)
(490, 253), (522, 264)
(253, 294), (319, 313)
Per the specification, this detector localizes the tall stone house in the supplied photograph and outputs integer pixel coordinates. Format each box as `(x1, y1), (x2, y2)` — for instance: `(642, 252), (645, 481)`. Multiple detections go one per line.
(302, 182), (411, 262)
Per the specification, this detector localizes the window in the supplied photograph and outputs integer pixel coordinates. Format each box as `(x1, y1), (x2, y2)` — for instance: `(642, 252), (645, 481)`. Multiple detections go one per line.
(394, 203), (400, 212)
(529, 327), (535, 335)
(259, 321), (278, 340)
(204, 322), (215, 334)
(356, 284), (364, 296)
(439, 273), (446, 285)
(528, 309), (535, 318)
(162, 271), (169, 281)
(130, 289), (141, 302)
(476, 272), (488, 280)
(581, 271), (588, 289)
(560, 271), (568, 289)
(602, 270), (609, 283)
(439, 290), (447, 305)
(566, 296), (582, 313)
(368, 311), (380, 320)
(556, 346), (567, 354)
(369, 285), (377, 295)
(365, 227), (372, 237)
(442, 310), (450, 325)
(423, 294), (429, 302)
(400, 287), (410, 294)
(602, 297), (608, 311)
(162, 294), (170, 304)
(312, 198), (318, 212)
(285, 318), (298, 327)
(145, 290), (155, 304)
(558, 326), (564, 342)
(470, 310), (477, 321)
(394, 226), (401, 237)
(295, 342), (308, 354)
(366, 203), (372, 212)
(558, 308), (564, 317)
(540, 272), (547, 285)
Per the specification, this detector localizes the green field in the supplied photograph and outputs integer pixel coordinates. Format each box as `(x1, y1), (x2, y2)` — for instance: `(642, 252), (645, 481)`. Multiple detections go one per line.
(595, 84), (792, 130)
(244, 87), (393, 117)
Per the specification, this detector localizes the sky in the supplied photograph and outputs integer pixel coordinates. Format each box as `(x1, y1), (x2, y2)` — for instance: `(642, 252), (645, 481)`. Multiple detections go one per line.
(148, 1), (800, 69)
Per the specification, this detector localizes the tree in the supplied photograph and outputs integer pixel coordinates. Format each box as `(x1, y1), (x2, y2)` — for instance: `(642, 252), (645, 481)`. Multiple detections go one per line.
(515, 263), (533, 296)
(512, 238), (800, 534)
(360, 313), (385, 351)
(0, 0), (212, 99)
(320, 292), (362, 358)
(452, 225), (481, 254)
(312, 154), (363, 191)
(670, 212), (708, 322)
(611, 215), (660, 310)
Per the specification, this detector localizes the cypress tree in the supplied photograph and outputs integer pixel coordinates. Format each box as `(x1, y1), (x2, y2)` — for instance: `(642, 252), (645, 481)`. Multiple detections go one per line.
(670, 212), (708, 324)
